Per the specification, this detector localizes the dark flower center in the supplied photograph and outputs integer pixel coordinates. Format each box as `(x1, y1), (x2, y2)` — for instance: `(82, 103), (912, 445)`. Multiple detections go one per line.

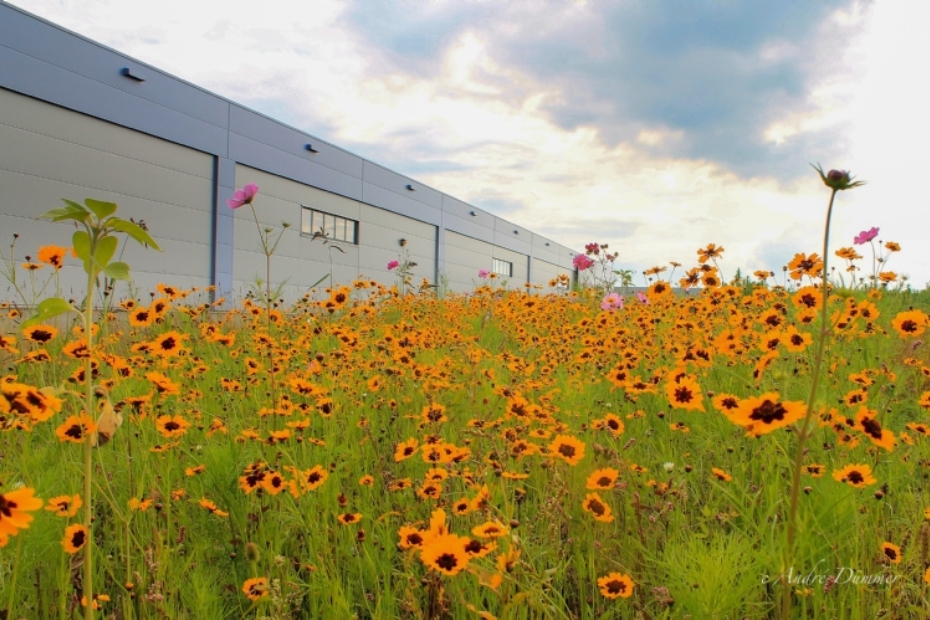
(436, 553), (458, 571)
(71, 530), (86, 548)
(749, 401), (787, 424)
(860, 417), (883, 439)
(0, 494), (15, 517)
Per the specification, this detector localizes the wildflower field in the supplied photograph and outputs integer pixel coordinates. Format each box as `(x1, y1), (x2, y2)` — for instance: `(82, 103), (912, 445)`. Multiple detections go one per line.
(3, 179), (930, 620)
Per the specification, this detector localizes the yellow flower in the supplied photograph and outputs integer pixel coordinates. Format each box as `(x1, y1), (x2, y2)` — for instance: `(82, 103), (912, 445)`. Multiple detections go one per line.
(597, 572), (635, 599)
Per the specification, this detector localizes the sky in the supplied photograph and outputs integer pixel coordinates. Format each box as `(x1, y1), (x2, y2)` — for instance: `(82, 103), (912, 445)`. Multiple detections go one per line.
(10, 0), (930, 288)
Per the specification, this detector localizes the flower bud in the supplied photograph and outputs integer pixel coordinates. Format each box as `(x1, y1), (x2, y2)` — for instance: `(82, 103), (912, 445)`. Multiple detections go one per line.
(812, 163), (866, 191)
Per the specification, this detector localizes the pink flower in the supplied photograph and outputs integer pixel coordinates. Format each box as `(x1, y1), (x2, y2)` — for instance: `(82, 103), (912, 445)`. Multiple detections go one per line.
(478, 269), (490, 279)
(573, 254), (595, 271)
(227, 183), (259, 209)
(387, 260), (400, 270)
(636, 291), (649, 305)
(600, 292), (623, 312)
(854, 227), (879, 245)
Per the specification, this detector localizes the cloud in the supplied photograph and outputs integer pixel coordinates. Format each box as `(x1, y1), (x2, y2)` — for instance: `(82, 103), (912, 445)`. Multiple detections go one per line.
(341, 0), (867, 182)
(8, 0), (930, 286)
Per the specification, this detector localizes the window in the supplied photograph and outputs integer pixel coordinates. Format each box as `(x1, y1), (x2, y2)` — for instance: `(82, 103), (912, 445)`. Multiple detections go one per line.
(492, 258), (512, 277)
(301, 207), (357, 244)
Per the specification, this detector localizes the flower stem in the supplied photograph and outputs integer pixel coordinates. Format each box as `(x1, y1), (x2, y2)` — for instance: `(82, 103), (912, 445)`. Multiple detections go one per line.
(782, 187), (836, 620)
(83, 261), (96, 620)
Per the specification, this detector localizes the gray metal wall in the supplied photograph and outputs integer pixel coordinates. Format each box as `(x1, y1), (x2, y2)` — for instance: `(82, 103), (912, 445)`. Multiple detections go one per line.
(0, 87), (214, 302)
(0, 1), (579, 304)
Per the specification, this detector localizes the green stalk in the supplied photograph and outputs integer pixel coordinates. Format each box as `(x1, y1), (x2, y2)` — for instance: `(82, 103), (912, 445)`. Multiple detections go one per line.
(5, 535), (24, 619)
(781, 187), (837, 620)
(83, 256), (96, 620)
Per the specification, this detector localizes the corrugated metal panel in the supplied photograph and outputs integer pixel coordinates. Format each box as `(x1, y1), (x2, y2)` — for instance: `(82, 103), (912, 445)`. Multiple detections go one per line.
(229, 105), (363, 179)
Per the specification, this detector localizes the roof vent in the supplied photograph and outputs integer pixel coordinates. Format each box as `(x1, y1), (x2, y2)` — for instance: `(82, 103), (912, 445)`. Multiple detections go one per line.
(121, 68), (145, 82)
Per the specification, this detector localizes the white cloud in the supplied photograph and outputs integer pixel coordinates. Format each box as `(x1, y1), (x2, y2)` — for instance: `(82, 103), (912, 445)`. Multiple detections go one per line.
(9, 0), (930, 287)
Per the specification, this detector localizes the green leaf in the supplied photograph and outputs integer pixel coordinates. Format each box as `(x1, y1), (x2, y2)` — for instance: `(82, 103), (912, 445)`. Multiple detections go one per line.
(95, 235), (118, 269)
(72, 231), (91, 261)
(84, 198), (118, 220)
(39, 200), (91, 223)
(102, 261), (130, 281)
(21, 297), (75, 329)
(109, 219), (161, 251)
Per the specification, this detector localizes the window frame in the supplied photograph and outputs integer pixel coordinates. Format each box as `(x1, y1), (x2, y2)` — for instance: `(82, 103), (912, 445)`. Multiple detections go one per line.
(492, 258), (513, 277)
(300, 206), (358, 245)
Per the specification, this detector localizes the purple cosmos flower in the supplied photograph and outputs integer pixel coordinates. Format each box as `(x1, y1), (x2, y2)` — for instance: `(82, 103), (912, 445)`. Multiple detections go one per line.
(854, 227), (879, 245)
(636, 291), (649, 305)
(227, 183), (259, 209)
(478, 269), (490, 279)
(573, 254), (595, 271)
(600, 292), (623, 312)
(387, 260), (400, 270)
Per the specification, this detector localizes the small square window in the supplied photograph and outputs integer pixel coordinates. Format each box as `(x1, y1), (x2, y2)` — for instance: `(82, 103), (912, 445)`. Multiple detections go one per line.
(492, 258), (512, 277)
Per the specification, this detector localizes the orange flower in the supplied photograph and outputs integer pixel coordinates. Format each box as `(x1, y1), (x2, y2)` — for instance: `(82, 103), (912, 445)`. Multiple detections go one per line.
(37, 245), (68, 269)
(853, 407), (896, 452)
(881, 542), (902, 564)
(23, 324), (58, 344)
(242, 577), (269, 601)
(548, 435), (586, 466)
(729, 393), (805, 436)
(45, 494), (82, 517)
(0, 487), (43, 546)
(666, 375), (705, 412)
(585, 468), (620, 490)
(155, 415), (190, 438)
(582, 492), (614, 522)
(598, 572), (634, 599)
(150, 331), (187, 357)
(891, 310), (926, 338)
(832, 464), (877, 488)
(56, 413), (97, 443)
(62, 524), (88, 553)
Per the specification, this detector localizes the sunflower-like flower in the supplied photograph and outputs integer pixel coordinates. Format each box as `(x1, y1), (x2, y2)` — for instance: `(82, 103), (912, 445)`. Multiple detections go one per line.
(0, 486), (43, 546)
(45, 494), (82, 517)
(582, 492), (614, 523)
(597, 572), (635, 599)
(880, 542), (902, 565)
(832, 464), (877, 488)
(62, 524), (88, 554)
(548, 435), (586, 466)
(729, 393), (805, 437)
(241, 577), (268, 601)
(419, 533), (472, 576)
(585, 468), (620, 491)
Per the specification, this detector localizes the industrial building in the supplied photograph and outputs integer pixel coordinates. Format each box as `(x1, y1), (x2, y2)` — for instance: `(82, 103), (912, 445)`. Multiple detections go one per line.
(0, 2), (578, 304)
